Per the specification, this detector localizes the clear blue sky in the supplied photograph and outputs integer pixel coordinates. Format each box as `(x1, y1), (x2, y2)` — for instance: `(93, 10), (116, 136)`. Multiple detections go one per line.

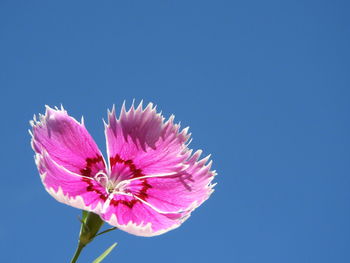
(1, 1), (349, 262)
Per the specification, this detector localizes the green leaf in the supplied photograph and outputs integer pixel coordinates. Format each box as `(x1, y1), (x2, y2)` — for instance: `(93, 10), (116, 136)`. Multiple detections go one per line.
(96, 227), (117, 237)
(93, 242), (118, 263)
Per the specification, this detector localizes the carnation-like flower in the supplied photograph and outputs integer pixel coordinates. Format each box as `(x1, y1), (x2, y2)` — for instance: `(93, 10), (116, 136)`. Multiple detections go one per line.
(30, 102), (216, 237)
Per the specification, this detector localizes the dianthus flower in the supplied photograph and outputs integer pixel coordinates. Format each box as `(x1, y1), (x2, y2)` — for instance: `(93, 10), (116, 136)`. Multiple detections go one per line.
(30, 102), (216, 237)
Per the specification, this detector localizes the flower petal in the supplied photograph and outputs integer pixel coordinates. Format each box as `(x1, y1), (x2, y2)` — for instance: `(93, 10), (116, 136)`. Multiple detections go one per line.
(36, 151), (107, 212)
(105, 102), (191, 181)
(31, 106), (106, 176)
(100, 194), (189, 236)
(125, 150), (216, 213)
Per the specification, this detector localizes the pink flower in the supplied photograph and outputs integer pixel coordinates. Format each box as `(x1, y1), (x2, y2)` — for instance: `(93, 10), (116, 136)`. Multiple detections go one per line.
(30, 102), (216, 237)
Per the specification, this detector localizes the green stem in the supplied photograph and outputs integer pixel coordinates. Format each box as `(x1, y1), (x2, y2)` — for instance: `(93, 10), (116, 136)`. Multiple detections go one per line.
(70, 243), (85, 263)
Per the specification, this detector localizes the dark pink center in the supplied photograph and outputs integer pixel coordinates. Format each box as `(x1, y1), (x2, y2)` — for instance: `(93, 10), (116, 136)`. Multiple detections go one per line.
(109, 154), (144, 179)
(81, 154), (152, 208)
(80, 155), (104, 177)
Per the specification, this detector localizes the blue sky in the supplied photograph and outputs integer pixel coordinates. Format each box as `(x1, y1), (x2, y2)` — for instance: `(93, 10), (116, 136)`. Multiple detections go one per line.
(1, 0), (349, 262)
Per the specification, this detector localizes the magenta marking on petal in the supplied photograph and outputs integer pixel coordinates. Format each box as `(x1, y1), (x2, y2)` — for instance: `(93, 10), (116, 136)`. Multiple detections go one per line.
(109, 179), (152, 208)
(110, 197), (138, 208)
(136, 179), (153, 200)
(80, 155), (105, 177)
(109, 154), (144, 179)
(81, 177), (108, 201)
